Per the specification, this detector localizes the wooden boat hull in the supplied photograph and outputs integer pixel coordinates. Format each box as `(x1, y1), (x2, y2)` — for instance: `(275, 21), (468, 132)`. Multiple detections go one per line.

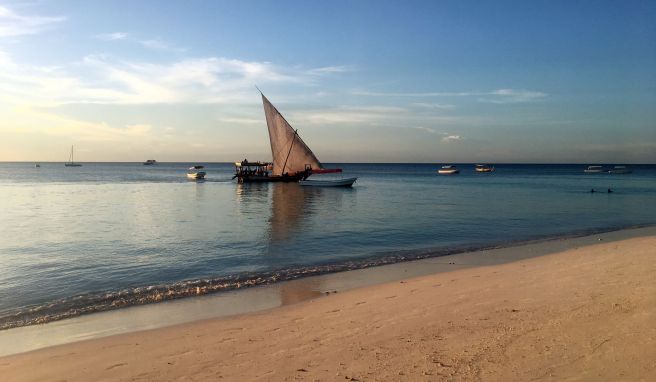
(236, 173), (304, 183)
(438, 169), (459, 174)
(64, 163), (82, 167)
(299, 177), (357, 187)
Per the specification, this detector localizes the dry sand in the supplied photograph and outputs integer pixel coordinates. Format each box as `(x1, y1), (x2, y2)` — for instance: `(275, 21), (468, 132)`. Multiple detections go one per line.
(2, 235), (655, 381)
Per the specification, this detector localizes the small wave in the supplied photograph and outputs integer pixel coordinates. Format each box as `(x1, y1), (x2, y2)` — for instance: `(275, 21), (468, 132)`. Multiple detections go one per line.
(1, 223), (650, 331)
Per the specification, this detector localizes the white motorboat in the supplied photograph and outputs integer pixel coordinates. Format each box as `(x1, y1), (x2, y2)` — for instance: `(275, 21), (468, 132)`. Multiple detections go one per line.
(608, 166), (632, 174)
(475, 164), (494, 173)
(584, 165), (604, 173)
(299, 177), (357, 187)
(64, 146), (82, 167)
(187, 165), (206, 180)
(438, 165), (459, 175)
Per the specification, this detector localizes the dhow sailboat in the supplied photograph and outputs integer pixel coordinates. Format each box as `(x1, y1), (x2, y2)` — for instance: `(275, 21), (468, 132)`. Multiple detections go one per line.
(234, 92), (356, 187)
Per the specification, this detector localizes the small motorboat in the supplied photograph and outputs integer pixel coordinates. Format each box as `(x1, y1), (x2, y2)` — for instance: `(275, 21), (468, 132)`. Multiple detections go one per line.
(35, 164), (40, 168)
(299, 177), (357, 187)
(187, 165), (206, 180)
(608, 166), (632, 174)
(143, 159), (157, 165)
(438, 165), (459, 175)
(584, 165), (604, 173)
(475, 164), (494, 173)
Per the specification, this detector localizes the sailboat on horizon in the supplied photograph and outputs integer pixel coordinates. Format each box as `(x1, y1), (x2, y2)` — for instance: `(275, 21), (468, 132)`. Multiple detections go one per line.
(64, 146), (82, 167)
(234, 92), (354, 186)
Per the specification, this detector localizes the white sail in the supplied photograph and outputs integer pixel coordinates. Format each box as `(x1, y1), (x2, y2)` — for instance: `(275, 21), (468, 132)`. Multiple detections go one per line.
(262, 94), (322, 176)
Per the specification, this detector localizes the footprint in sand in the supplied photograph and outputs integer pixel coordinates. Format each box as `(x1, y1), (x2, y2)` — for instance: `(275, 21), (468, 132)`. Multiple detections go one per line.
(105, 363), (127, 370)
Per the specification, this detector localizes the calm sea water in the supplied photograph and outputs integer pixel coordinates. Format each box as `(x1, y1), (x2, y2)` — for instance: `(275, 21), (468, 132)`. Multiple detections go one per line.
(1, 162), (655, 328)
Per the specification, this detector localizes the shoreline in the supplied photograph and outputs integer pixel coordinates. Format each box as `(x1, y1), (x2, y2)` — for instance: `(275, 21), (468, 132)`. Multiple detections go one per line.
(2, 223), (653, 333)
(0, 225), (654, 360)
(2, 227), (655, 380)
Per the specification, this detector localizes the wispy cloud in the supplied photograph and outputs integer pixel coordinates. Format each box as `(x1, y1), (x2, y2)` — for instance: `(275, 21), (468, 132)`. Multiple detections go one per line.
(0, 53), (350, 106)
(413, 126), (437, 134)
(412, 102), (456, 110)
(95, 32), (128, 41)
(0, 5), (65, 37)
(478, 89), (547, 104)
(441, 133), (462, 143)
(138, 38), (185, 52)
(353, 88), (547, 104)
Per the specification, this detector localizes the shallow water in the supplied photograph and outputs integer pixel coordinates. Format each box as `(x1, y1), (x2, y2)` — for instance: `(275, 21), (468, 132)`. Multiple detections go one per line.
(1, 162), (655, 328)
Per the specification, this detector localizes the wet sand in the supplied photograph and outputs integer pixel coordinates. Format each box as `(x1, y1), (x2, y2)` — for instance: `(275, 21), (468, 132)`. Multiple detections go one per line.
(2, 232), (655, 381)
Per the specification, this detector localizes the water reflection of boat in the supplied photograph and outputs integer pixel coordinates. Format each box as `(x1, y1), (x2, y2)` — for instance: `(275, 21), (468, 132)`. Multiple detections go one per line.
(608, 166), (632, 174)
(187, 165), (206, 180)
(234, 92), (350, 183)
(438, 165), (459, 174)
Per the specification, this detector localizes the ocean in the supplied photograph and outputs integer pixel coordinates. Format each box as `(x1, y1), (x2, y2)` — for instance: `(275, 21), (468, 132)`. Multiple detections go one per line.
(1, 162), (655, 330)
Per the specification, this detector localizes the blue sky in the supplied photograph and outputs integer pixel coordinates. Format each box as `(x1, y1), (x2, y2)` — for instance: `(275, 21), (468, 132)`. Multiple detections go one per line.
(1, 0), (654, 162)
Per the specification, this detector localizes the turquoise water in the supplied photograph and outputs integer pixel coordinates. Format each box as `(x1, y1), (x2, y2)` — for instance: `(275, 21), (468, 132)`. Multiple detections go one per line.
(1, 163), (655, 329)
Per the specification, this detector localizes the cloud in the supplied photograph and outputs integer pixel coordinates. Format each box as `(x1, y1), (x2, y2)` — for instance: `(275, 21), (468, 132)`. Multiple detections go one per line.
(306, 65), (354, 75)
(441, 134), (462, 143)
(478, 89), (547, 104)
(413, 126), (437, 134)
(0, 53), (349, 106)
(412, 102), (456, 110)
(138, 38), (185, 52)
(353, 88), (547, 104)
(95, 32), (128, 41)
(0, 5), (65, 37)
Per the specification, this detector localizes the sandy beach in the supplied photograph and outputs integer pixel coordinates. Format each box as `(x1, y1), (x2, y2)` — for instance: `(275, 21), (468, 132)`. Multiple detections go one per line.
(2, 233), (655, 381)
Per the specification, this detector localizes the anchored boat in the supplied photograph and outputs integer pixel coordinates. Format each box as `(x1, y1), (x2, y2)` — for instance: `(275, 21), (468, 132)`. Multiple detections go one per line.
(64, 146), (82, 167)
(187, 165), (206, 180)
(608, 165), (632, 174)
(475, 164), (494, 173)
(438, 165), (459, 175)
(584, 165), (604, 173)
(234, 92), (350, 184)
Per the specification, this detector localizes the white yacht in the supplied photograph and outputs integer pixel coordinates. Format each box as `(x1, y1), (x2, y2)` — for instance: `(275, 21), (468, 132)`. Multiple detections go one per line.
(475, 164), (494, 173)
(608, 166), (632, 174)
(584, 165), (604, 173)
(187, 165), (206, 180)
(438, 165), (460, 175)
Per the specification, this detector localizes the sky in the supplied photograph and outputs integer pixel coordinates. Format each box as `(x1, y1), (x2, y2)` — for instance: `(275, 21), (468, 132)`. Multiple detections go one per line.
(0, 0), (654, 163)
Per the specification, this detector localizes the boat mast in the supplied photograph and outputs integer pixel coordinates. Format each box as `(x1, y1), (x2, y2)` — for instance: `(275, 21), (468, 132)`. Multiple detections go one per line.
(281, 130), (298, 175)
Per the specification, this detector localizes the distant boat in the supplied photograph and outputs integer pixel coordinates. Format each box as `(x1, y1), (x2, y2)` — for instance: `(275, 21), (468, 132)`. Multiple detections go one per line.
(608, 165), (632, 174)
(299, 177), (357, 187)
(234, 92), (351, 183)
(584, 165), (604, 173)
(64, 146), (82, 167)
(143, 159), (157, 165)
(475, 164), (494, 173)
(34, 164), (40, 168)
(438, 165), (459, 175)
(187, 165), (206, 180)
